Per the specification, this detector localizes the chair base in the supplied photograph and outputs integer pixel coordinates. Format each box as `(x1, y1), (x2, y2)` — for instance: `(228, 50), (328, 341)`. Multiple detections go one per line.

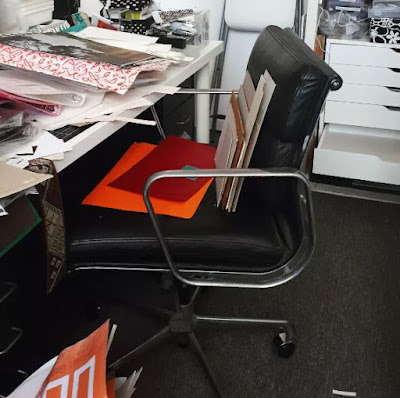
(108, 287), (296, 398)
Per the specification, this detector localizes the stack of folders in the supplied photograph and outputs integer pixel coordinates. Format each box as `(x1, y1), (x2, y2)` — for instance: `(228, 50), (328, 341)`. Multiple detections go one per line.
(83, 136), (216, 219)
(215, 70), (277, 212)
(8, 321), (143, 398)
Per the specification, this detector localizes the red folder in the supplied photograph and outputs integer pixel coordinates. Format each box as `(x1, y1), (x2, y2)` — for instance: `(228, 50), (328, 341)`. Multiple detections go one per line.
(0, 89), (61, 115)
(110, 136), (216, 202)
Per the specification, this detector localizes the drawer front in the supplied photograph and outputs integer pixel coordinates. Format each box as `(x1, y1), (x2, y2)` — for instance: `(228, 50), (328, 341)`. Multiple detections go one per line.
(325, 101), (400, 130)
(332, 64), (400, 88)
(329, 43), (400, 67)
(313, 145), (400, 185)
(313, 126), (400, 185)
(327, 83), (400, 107)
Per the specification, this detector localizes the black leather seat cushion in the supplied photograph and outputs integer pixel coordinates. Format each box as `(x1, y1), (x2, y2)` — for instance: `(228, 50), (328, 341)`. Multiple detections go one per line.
(64, 26), (342, 275)
(66, 187), (290, 273)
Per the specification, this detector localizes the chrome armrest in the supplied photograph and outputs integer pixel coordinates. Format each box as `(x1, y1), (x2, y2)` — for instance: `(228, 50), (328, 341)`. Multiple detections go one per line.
(176, 88), (238, 95)
(143, 168), (315, 289)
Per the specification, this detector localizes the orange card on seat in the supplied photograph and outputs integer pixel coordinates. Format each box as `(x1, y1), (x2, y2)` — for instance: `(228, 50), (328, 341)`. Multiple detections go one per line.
(110, 136), (216, 202)
(82, 142), (212, 219)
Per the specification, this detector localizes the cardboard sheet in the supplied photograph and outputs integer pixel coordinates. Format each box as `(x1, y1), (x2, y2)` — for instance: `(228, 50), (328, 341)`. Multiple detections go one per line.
(220, 93), (245, 210)
(0, 161), (52, 199)
(231, 70), (276, 211)
(226, 74), (266, 211)
(214, 93), (241, 206)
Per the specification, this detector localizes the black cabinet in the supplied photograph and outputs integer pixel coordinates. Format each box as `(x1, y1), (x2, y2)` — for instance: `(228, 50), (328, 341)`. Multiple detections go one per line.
(155, 76), (195, 139)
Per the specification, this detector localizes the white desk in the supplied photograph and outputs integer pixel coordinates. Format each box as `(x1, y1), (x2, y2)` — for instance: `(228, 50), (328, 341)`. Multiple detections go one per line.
(55, 41), (224, 173)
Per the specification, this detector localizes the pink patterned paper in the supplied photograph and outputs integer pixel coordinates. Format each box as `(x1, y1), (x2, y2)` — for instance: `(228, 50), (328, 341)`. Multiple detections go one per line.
(0, 44), (170, 95)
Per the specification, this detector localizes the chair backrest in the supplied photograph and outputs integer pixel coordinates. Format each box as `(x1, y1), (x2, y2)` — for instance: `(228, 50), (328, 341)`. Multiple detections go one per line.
(244, 26), (342, 208)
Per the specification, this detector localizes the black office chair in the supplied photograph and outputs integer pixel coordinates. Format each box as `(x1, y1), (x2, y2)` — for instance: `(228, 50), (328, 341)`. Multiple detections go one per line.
(64, 26), (342, 397)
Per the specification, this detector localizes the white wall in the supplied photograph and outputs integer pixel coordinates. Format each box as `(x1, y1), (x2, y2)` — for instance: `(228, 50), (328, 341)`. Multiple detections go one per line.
(218, 0), (297, 120)
(80, 0), (103, 16)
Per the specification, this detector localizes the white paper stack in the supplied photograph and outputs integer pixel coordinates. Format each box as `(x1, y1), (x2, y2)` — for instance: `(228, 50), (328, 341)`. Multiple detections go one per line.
(74, 27), (194, 63)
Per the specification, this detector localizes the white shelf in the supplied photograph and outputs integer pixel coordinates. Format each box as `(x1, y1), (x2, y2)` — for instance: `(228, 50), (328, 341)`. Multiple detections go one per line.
(313, 124), (400, 186)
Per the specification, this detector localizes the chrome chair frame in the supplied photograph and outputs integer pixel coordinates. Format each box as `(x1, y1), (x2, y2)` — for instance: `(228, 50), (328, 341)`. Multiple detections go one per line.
(143, 168), (315, 289)
(70, 85), (316, 396)
(86, 168), (315, 398)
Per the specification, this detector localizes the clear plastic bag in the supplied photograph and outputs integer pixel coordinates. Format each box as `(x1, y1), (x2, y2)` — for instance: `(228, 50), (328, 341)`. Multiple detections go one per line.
(369, 2), (400, 18)
(0, 123), (41, 158)
(319, 8), (370, 39)
(0, 109), (24, 131)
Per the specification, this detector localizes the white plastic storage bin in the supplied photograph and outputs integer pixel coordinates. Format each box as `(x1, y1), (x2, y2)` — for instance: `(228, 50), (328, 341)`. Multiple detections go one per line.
(313, 124), (400, 186)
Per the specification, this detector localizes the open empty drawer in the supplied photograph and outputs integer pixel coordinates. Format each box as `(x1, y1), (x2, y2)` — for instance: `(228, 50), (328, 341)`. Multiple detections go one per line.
(313, 124), (400, 185)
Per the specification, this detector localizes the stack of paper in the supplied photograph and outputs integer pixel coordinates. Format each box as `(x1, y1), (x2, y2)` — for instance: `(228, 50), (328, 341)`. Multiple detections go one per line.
(0, 32), (171, 94)
(0, 28), (188, 132)
(74, 27), (194, 63)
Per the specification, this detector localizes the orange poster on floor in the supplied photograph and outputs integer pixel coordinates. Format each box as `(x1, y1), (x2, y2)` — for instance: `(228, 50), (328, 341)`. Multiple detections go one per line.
(37, 321), (110, 398)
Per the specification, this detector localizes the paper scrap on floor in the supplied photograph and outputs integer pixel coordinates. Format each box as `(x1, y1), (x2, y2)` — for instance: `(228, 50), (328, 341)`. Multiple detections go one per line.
(332, 390), (357, 397)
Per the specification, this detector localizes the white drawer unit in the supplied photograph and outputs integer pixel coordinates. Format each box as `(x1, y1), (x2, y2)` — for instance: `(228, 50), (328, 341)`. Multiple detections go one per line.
(313, 39), (400, 186)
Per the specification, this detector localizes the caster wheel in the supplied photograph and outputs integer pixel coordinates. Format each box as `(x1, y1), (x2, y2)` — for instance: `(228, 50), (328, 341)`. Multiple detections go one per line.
(274, 334), (296, 358)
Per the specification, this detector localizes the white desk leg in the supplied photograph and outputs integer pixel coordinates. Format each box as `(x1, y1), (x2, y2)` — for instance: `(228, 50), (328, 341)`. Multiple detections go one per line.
(195, 63), (211, 143)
